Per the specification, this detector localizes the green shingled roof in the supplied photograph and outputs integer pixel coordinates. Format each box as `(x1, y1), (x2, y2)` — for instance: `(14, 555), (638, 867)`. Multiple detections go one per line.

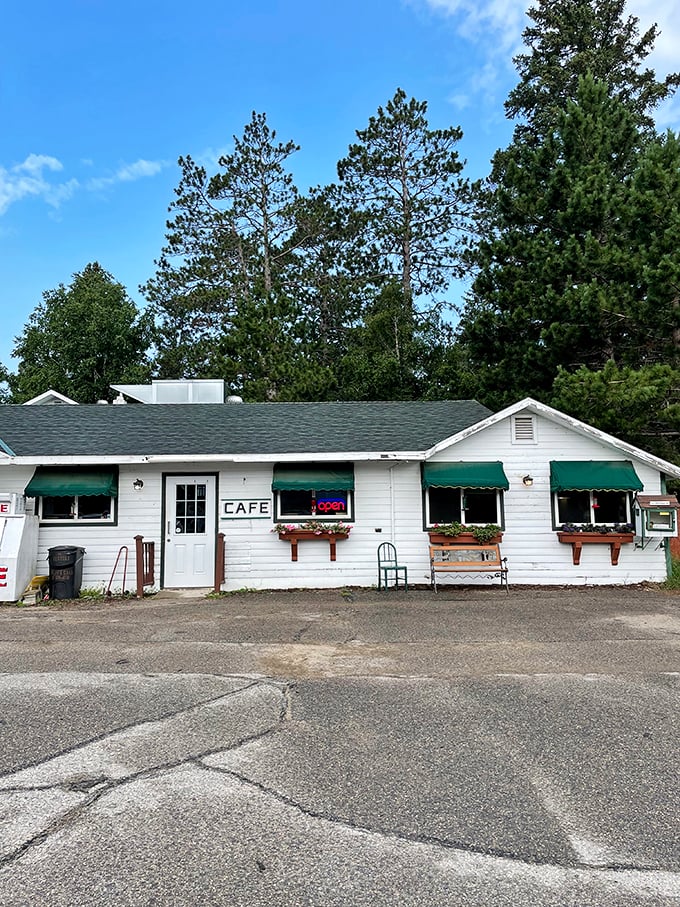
(0, 400), (491, 459)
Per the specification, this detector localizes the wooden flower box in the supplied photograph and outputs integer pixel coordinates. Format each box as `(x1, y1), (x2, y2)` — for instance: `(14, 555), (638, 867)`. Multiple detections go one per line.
(556, 531), (635, 566)
(278, 530), (350, 562)
(428, 531), (503, 546)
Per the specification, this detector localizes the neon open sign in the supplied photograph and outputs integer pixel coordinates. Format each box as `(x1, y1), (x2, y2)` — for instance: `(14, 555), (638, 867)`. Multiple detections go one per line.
(315, 497), (347, 513)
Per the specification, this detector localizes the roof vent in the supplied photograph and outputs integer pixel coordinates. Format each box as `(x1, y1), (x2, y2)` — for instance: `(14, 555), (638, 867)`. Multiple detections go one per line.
(96, 399), (109, 405)
(226, 395), (244, 404)
(112, 393), (127, 405)
(513, 414), (536, 443)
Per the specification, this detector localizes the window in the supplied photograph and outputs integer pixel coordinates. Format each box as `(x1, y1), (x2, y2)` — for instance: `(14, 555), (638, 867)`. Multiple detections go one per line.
(273, 463), (354, 521)
(25, 467), (118, 524)
(423, 462), (509, 527)
(173, 483), (206, 534)
(550, 460), (641, 527)
(40, 494), (113, 522)
(555, 490), (630, 525)
(427, 487), (501, 525)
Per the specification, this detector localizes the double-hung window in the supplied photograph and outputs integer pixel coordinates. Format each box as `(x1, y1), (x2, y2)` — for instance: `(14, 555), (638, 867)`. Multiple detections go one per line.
(423, 462), (509, 527)
(550, 461), (642, 527)
(25, 467), (118, 524)
(272, 463), (354, 521)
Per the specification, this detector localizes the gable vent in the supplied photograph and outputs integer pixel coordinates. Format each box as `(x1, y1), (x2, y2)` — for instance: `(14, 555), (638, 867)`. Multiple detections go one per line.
(513, 415), (536, 443)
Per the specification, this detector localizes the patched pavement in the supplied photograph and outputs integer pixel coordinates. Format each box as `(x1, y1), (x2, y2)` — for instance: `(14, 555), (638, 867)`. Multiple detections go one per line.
(0, 587), (679, 905)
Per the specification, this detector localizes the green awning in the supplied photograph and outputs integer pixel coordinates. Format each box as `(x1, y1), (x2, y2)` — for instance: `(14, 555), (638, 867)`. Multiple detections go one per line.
(550, 461), (642, 493)
(272, 464), (355, 492)
(25, 468), (118, 498)
(422, 461), (509, 490)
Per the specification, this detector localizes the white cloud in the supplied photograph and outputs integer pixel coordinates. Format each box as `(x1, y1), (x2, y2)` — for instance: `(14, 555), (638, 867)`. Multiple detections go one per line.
(418, 0), (527, 51)
(0, 154), (79, 216)
(419, 0), (680, 128)
(194, 145), (233, 170)
(0, 153), (169, 217)
(86, 158), (167, 191)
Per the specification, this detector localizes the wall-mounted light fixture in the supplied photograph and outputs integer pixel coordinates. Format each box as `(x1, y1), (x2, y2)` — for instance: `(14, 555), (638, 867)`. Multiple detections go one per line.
(522, 475), (534, 487)
(133, 478), (144, 491)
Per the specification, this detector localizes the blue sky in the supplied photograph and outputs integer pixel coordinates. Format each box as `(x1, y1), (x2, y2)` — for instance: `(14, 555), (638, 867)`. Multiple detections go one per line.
(2, 0), (679, 371)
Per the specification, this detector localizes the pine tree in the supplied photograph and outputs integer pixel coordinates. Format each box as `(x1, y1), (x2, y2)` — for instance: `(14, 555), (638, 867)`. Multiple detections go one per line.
(337, 88), (473, 307)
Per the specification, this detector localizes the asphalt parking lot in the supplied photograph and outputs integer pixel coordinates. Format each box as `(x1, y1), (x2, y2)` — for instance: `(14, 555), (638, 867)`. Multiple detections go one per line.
(0, 585), (679, 906)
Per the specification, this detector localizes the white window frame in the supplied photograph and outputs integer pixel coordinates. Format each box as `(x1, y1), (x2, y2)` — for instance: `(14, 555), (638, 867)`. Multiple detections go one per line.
(553, 490), (632, 527)
(426, 487), (503, 527)
(275, 488), (355, 522)
(38, 494), (116, 524)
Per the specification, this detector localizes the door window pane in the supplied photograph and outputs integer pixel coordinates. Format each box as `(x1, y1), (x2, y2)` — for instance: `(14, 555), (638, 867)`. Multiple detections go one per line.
(174, 483), (209, 534)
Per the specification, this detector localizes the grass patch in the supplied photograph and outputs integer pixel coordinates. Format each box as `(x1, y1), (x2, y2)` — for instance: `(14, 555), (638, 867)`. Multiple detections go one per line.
(663, 558), (680, 590)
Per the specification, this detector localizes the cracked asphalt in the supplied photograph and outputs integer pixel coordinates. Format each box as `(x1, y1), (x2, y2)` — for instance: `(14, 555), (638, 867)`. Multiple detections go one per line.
(0, 585), (679, 905)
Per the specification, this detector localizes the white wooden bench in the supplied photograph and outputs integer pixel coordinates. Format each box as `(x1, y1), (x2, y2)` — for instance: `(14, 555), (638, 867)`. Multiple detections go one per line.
(429, 544), (509, 592)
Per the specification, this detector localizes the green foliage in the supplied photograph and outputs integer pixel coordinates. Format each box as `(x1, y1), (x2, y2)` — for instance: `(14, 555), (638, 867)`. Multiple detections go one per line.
(460, 0), (680, 415)
(9, 263), (152, 403)
(663, 559), (680, 590)
(430, 522), (501, 542)
(461, 76), (647, 407)
(337, 88), (472, 304)
(551, 361), (680, 464)
(143, 113), (304, 386)
(507, 0), (680, 136)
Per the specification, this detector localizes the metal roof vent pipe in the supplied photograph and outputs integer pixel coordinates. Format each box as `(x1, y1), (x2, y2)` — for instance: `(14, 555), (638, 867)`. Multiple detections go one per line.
(112, 393), (127, 405)
(226, 395), (244, 404)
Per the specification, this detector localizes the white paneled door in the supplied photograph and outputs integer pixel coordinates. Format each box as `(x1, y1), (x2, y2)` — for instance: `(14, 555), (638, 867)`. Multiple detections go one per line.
(164, 475), (216, 587)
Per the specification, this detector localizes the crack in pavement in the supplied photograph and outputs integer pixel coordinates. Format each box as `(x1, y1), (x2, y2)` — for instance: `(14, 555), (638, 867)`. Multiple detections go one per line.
(0, 673), (265, 782)
(0, 676), (289, 868)
(194, 761), (680, 898)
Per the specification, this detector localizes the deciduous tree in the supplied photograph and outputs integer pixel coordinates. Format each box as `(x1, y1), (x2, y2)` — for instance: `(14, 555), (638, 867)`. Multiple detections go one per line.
(9, 263), (152, 403)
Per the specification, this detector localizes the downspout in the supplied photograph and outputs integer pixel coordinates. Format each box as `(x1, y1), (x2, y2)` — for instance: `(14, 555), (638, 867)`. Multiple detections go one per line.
(388, 463), (398, 542)
(661, 475), (673, 578)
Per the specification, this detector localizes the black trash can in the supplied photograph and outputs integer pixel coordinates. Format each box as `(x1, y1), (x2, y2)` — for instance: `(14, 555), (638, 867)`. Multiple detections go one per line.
(48, 546), (86, 600)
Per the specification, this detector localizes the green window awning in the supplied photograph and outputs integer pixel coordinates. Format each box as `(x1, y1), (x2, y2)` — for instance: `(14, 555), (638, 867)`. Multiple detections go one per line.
(25, 467), (118, 498)
(422, 461), (509, 490)
(550, 461), (643, 493)
(272, 464), (355, 492)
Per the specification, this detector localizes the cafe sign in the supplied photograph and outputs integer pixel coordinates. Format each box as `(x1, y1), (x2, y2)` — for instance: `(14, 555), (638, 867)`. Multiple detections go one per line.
(220, 498), (272, 520)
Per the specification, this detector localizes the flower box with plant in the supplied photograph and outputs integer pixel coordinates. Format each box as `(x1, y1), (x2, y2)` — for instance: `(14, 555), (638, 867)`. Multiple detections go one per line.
(428, 522), (503, 545)
(556, 523), (635, 566)
(273, 521), (352, 561)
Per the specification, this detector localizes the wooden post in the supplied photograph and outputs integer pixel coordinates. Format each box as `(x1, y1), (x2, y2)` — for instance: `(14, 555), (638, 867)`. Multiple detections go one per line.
(135, 535), (144, 598)
(214, 532), (225, 593)
(135, 535), (155, 597)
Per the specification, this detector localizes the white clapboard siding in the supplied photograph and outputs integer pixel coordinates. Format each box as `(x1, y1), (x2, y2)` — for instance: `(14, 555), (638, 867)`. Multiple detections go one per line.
(24, 465), (163, 592)
(425, 413), (669, 586)
(218, 462), (408, 590)
(3, 406), (674, 594)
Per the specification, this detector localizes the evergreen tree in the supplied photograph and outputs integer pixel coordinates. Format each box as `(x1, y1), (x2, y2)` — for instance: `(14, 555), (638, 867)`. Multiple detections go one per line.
(460, 76), (644, 407)
(337, 88), (473, 307)
(335, 282), (457, 400)
(144, 112), (315, 397)
(507, 0), (679, 136)
(459, 0), (680, 410)
(552, 361), (680, 464)
(625, 130), (680, 364)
